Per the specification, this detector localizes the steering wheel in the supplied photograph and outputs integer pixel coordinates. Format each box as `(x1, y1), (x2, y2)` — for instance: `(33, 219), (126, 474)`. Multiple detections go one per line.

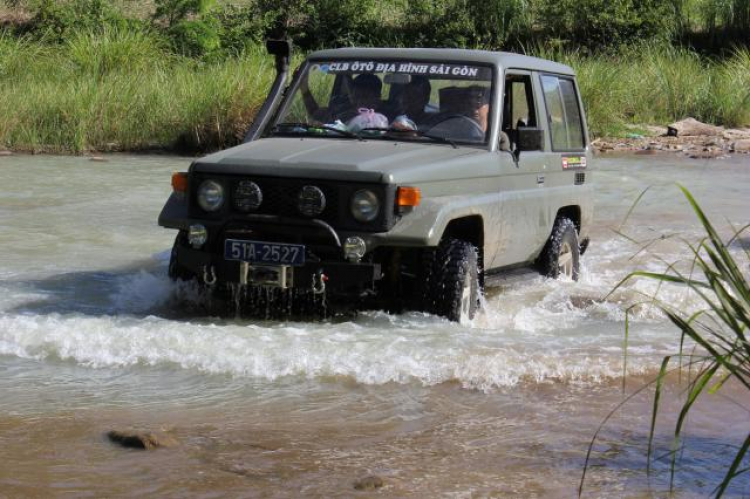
(426, 114), (485, 142)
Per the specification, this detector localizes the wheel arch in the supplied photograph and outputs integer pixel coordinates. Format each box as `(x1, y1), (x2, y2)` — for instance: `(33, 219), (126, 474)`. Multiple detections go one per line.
(441, 215), (484, 249)
(555, 205), (581, 233)
(440, 215), (485, 286)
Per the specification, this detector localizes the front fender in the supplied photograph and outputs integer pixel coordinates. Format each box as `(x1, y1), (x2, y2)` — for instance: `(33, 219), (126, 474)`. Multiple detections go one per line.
(370, 194), (498, 248)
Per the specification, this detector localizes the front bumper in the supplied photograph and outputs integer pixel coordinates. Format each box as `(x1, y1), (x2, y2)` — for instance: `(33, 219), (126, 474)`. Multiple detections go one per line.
(177, 245), (382, 295)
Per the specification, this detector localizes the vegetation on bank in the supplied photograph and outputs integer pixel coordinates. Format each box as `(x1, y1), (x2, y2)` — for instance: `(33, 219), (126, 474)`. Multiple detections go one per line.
(0, 0), (749, 153)
(581, 189), (750, 497)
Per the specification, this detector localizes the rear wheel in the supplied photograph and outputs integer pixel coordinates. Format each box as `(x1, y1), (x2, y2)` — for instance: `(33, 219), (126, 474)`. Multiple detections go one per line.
(539, 217), (580, 280)
(431, 238), (480, 323)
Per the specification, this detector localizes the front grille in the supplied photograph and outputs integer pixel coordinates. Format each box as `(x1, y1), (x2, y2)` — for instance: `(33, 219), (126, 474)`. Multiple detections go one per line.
(190, 174), (396, 232)
(574, 172), (586, 185)
(245, 178), (340, 220)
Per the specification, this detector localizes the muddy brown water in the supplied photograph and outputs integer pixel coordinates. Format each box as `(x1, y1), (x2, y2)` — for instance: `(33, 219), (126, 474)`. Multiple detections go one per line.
(0, 152), (749, 497)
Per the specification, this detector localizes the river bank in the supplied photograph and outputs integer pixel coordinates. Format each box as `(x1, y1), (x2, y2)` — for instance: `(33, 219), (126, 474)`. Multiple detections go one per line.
(594, 119), (750, 158)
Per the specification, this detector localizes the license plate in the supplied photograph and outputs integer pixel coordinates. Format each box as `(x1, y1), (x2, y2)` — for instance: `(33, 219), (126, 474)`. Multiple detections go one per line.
(224, 239), (305, 266)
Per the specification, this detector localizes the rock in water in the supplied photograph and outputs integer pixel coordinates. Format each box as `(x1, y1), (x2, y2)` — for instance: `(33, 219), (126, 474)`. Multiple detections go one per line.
(667, 118), (724, 137)
(731, 139), (750, 153)
(89, 156), (108, 162)
(0, 150), (12, 156)
(107, 430), (178, 450)
(353, 475), (384, 491)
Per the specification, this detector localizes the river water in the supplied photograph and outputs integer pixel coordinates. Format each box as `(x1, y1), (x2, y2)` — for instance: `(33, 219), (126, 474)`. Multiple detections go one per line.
(0, 153), (748, 497)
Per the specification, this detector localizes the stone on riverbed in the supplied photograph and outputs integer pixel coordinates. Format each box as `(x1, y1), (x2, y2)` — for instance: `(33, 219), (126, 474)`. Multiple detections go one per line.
(731, 139), (750, 153)
(667, 118), (724, 137)
(353, 475), (384, 491)
(107, 429), (179, 450)
(0, 150), (12, 156)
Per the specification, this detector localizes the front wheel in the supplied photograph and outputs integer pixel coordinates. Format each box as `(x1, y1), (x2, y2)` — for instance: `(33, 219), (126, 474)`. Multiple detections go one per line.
(539, 217), (580, 280)
(432, 238), (481, 323)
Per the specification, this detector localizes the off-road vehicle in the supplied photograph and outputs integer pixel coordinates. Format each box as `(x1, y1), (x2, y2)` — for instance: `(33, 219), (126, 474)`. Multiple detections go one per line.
(159, 41), (593, 322)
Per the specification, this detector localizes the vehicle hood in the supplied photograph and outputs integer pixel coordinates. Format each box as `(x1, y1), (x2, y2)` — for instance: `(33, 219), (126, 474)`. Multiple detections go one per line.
(192, 137), (487, 183)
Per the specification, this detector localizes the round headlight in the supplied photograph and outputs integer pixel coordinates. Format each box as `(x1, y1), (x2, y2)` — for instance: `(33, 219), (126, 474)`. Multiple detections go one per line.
(234, 181), (262, 212)
(351, 189), (380, 222)
(298, 185), (326, 217)
(197, 180), (224, 212)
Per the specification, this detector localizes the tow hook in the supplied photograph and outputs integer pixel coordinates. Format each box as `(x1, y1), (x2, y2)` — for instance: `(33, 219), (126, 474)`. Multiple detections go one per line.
(203, 265), (217, 286)
(312, 270), (328, 295)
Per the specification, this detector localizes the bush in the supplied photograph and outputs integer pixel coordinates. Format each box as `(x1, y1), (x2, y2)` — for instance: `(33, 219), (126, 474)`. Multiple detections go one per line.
(153, 0), (220, 57)
(254, 0), (377, 50)
(214, 4), (265, 57)
(27, 0), (134, 42)
(535, 0), (679, 50)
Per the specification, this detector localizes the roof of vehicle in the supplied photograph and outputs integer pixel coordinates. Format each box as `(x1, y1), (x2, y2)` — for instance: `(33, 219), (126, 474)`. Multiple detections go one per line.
(306, 47), (575, 76)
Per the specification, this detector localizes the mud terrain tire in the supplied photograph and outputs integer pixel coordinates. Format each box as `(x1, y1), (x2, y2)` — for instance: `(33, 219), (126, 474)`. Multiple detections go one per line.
(432, 238), (480, 322)
(540, 217), (580, 280)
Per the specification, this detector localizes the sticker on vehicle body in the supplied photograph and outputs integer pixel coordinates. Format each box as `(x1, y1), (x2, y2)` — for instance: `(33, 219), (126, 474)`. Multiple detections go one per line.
(562, 156), (587, 170)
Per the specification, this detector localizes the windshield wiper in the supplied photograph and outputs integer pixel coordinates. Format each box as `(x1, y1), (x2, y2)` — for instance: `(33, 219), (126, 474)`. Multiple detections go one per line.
(271, 122), (357, 138)
(357, 127), (458, 149)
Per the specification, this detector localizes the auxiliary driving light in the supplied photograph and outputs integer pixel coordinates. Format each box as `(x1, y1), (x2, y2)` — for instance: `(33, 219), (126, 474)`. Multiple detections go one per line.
(188, 224), (208, 248)
(343, 236), (367, 262)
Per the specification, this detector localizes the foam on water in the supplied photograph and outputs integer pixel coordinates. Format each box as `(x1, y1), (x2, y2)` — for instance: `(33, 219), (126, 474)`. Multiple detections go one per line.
(0, 240), (688, 390)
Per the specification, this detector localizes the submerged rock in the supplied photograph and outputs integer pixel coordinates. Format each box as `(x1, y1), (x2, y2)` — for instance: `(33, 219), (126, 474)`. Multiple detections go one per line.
(353, 475), (384, 491)
(89, 156), (108, 162)
(0, 150), (12, 156)
(107, 429), (178, 450)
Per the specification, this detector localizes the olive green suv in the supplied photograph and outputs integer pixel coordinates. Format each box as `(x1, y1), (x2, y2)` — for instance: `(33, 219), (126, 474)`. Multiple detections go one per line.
(159, 41), (593, 322)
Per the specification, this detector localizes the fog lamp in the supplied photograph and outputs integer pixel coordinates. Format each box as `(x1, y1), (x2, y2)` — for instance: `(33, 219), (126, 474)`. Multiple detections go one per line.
(343, 236), (367, 262)
(188, 224), (208, 248)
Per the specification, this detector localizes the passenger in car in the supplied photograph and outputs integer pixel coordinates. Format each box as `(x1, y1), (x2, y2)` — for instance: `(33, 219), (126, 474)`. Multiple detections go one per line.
(400, 75), (432, 126)
(300, 73), (384, 124)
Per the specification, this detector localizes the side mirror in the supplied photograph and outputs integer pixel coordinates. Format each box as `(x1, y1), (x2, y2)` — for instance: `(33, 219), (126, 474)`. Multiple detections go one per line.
(517, 127), (545, 152)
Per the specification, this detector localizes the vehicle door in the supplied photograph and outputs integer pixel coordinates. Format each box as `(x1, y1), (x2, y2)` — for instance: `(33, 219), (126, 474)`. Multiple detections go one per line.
(486, 70), (547, 269)
(532, 72), (590, 251)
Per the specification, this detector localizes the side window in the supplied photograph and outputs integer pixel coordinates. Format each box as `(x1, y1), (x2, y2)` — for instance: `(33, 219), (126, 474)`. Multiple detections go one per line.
(502, 74), (537, 147)
(541, 74), (585, 151)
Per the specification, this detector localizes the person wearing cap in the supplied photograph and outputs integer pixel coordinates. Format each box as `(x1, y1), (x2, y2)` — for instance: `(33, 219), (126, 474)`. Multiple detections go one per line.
(427, 85), (490, 141)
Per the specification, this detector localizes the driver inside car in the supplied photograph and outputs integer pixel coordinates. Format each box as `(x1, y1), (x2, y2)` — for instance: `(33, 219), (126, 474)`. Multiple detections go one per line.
(427, 85), (490, 142)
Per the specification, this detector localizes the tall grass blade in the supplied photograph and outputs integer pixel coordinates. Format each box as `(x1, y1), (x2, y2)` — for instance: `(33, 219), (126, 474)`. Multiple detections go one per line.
(647, 355), (672, 475)
(714, 432), (750, 497)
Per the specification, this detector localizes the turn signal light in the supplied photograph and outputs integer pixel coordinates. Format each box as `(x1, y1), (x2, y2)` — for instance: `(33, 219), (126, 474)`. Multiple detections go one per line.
(171, 172), (188, 193)
(397, 186), (421, 207)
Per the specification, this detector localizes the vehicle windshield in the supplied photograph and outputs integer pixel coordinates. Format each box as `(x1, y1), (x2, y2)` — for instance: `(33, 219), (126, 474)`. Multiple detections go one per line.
(272, 59), (493, 145)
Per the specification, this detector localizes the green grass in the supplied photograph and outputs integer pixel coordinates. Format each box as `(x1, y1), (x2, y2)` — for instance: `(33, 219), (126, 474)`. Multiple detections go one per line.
(0, 27), (273, 153)
(1, 26), (750, 153)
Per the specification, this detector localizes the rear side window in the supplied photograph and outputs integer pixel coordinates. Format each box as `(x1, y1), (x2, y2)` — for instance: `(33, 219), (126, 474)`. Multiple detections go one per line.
(540, 75), (585, 151)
